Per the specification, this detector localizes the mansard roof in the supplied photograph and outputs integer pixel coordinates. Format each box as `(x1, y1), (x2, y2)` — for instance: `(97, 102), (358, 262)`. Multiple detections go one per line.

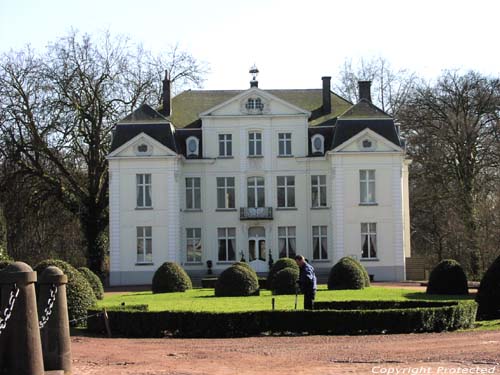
(110, 104), (177, 153)
(167, 89), (353, 128)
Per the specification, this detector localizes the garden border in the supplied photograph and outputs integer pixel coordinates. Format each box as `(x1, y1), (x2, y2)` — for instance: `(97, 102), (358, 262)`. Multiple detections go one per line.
(87, 300), (477, 338)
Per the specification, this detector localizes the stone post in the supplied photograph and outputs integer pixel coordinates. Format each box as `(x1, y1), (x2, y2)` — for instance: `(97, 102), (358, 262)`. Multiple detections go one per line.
(38, 266), (72, 374)
(0, 261), (44, 375)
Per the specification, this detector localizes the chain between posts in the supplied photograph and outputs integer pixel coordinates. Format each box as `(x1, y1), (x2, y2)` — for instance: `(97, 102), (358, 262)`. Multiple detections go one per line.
(39, 283), (58, 329)
(0, 283), (20, 335)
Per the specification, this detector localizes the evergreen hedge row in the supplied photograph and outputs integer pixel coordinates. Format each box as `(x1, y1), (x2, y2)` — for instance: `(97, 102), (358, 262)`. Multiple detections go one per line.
(87, 300), (477, 338)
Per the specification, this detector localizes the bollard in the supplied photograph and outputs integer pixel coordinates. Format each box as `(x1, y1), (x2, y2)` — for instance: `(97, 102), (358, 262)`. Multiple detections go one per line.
(0, 261), (45, 375)
(38, 266), (72, 374)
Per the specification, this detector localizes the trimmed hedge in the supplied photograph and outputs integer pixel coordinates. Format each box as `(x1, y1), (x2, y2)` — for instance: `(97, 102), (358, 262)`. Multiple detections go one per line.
(202, 277), (267, 290)
(476, 255), (500, 320)
(427, 259), (469, 295)
(328, 258), (366, 290)
(270, 267), (299, 295)
(215, 264), (259, 297)
(152, 262), (192, 293)
(35, 259), (96, 325)
(87, 300), (477, 338)
(267, 258), (299, 287)
(78, 267), (104, 300)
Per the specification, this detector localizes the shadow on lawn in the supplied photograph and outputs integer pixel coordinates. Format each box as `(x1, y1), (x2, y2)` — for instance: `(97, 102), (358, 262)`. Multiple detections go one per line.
(402, 292), (474, 301)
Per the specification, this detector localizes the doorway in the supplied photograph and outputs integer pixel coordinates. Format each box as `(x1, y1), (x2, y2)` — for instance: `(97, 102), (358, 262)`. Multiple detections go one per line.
(248, 226), (267, 272)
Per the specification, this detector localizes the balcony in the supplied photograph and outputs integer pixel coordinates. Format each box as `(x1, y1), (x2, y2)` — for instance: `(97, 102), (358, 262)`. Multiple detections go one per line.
(240, 207), (273, 220)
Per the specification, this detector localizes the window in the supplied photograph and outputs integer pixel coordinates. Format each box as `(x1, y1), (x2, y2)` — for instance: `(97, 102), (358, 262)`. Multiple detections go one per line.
(278, 226), (296, 258)
(136, 174), (152, 208)
(278, 133), (292, 156)
(136, 226), (152, 263)
(185, 177), (201, 210)
(246, 97), (264, 110)
(311, 134), (324, 154)
(277, 176), (295, 208)
(186, 228), (202, 262)
(247, 176), (265, 208)
(218, 227), (236, 261)
(313, 226), (328, 260)
(360, 170), (376, 203)
(186, 136), (199, 157)
(248, 132), (262, 156)
(216, 177), (235, 209)
(311, 175), (327, 207)
(218, 134), (232, 157)
(361, 223), (377, 259)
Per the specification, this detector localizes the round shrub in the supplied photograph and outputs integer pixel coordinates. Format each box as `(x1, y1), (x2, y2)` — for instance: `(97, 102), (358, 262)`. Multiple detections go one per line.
(270, 267), (299, 295)
(78, 266), (104, 300)
(35, 259), (96, 325)
(267, 258), (299, 287)
(476, 255), (500, 319)
(341, 257), (370, 287)
(426, 259), (468, 295)
(233, 261), (256, 274)
(215, 264), (259, 297)
(328, 258), (365, 290)
(152, 262), (192, 293)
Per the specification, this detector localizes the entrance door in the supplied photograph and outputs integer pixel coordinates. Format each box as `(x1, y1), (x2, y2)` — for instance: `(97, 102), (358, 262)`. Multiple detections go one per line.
(248, 227), (267, 272)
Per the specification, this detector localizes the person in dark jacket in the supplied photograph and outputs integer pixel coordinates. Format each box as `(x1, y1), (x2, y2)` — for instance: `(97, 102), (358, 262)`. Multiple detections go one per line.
(295, 254), (317, 309)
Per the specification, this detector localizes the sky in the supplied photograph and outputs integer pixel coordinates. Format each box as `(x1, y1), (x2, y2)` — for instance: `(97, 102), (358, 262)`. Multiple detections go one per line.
(1, 0), (499, 91)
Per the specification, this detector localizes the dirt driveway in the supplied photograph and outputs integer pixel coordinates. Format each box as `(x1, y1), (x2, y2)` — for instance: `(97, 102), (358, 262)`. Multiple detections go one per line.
(72, 330), (500, 375)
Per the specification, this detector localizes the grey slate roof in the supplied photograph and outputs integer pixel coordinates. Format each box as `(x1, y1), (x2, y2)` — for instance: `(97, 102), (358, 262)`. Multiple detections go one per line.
(331, 119), (401, 149)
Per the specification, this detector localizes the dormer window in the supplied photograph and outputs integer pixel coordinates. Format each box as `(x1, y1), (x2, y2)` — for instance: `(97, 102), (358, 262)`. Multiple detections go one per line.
(186, 136), (199, 157)
(134, 142), (153, 156)
(137, 144), (148, 153)
(358, 137), (377, 151)
(363, 139), (372, 148)
(246, 97), (264, 111)
(311, 134), (324, 154)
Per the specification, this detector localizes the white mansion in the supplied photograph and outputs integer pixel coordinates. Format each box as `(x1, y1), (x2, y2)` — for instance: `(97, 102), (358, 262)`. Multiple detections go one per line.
(107, 71), (411, 286)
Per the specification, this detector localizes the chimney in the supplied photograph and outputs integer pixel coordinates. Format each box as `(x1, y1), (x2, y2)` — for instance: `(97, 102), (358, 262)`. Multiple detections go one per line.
(160, 70), (171, 116)
(358, 81), (372, 103)
(322, 76), (331, 114)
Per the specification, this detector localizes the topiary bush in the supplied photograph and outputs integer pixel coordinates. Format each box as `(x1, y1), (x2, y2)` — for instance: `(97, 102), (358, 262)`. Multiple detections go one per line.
(35, 259), (96, 325)
(215, 264), (259, 297)
(270, 267), (299, 295)
(426, 259), (469, 295)
(476, 255), (500, 320)
(152, 262), (192, 293)
(342, 257), (370, 287)
(267, 258), (299, 287)
(328, 258), (366, 290)
(78, 266), (104, 300)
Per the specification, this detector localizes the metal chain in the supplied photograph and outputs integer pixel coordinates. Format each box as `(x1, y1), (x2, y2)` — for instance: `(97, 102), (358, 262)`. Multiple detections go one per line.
(39, 283), (58, 329)
(0, 283), (20, 335)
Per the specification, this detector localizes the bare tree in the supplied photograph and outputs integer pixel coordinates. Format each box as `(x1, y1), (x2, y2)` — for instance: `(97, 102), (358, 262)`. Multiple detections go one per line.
(0, 31), (208, 275)
(400, 70), (500, 277)
(334, 57), (419, 119)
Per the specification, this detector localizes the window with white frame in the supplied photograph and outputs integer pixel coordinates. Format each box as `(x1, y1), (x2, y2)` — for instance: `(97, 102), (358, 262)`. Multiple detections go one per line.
(246, 97), (264, 110)
(311, 175), (327, 207)
(278, 226), (296, 258)
(277, 176), (295, 208)
(248, 132), (262, 156)
(218, 134), (232, 157)
(185, 177), (201, 210)
(360, 170), (376, 203)
(186, 228), (202, 262)
(136, 226), (152, 263)
(216, 177), (235, 209)
(278, 133), (292, 156)
(186, 136), (199, 157)
(218, 227), (236, 261)
(361, 223), (377, 259)
(136, 174), (152, 208)
(311, 134), (324, 154)
(312, 225), (328, 260)
(247, 176), (265, 208)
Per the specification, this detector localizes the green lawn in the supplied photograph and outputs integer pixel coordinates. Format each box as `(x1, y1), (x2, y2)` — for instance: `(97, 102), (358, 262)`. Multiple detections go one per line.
(98, 286), (473, 312)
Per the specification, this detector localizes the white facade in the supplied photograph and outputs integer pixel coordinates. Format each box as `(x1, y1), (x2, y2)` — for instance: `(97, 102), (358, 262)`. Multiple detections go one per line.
(108, 84), (411, 285)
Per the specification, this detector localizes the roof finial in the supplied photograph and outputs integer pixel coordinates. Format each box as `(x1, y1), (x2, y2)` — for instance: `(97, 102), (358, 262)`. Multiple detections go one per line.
(249, 64), (259, 88)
